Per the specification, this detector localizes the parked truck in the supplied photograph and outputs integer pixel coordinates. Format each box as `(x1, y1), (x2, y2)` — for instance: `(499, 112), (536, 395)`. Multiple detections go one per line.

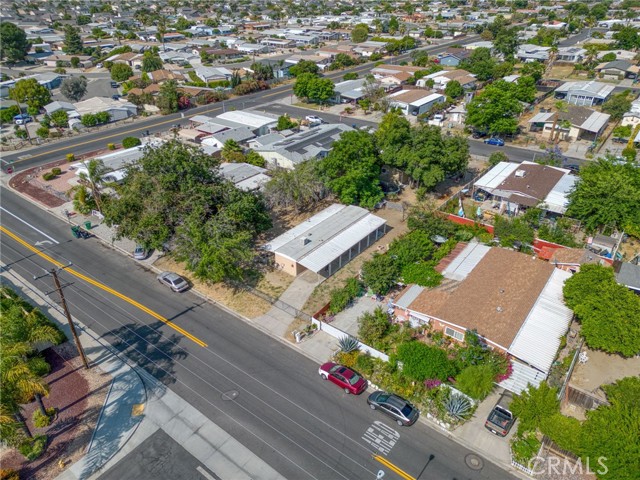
(485, 390), (515, 437)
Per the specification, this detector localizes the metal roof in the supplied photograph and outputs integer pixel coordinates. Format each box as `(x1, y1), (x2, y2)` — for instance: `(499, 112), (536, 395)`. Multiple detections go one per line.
(299, 213), (386, 272)
(394, 285), (425, 309)
(498, 359), (547, 395)
(615, 262), (640, 291)
(508, 268), (573, 374)
(264, 204), (345, 252)
(580, 111), (610, 133)
(441, 242), (491, 281)
(216, 111), (278, 129)
(555, 81), (615, 99)
(543, 173), (577, 214)
(474, 162), (520, 192)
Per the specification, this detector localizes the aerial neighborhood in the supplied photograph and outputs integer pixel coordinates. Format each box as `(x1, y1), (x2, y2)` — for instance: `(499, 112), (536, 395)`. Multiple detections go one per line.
(0, 0), (639, 479)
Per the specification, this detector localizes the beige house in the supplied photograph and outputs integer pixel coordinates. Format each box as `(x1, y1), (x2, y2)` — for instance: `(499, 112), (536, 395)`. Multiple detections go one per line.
(264, 204), (387, 277)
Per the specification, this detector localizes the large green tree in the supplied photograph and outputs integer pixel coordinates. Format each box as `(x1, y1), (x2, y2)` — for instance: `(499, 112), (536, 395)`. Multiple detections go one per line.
(156, 80), (179, 114)
(0, 22), (31, 62)
(318, 130), (383, 208)
(60, 76), (87, 102)
(566, 156), (640, 233)
(141, 52), (163, 72)
(580, 377), (640, 480)
(110, 63), (133, 82)
(511, 382), (560, 432)
(351, 23), (369, 43)
(263, 160), (327, 212)
(8, 78), (51, 113)
(601, 91), (633, 121)
(289, 60), (319, 77)
(563, 264), (640, 357)
(63, 25), (83, 54)
(466, 82), (523, 135)
(104, 142), (271, 282)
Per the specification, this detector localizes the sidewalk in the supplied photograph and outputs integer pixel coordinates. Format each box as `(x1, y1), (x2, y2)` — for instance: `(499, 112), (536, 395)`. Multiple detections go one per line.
(0, 265), (285, 480)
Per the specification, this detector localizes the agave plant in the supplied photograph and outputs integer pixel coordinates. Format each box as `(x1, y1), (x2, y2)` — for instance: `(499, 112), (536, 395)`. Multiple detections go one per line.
(338, 336), (359, 353)
(445, 393), (472, 421)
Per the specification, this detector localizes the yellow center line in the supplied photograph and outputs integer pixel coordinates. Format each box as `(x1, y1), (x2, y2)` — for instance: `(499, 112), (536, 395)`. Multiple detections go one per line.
(1, 225), (208, 347)
(373, 455), (416, 480)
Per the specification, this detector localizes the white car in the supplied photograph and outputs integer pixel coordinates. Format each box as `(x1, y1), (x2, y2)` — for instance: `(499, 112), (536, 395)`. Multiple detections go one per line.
(305, 115), (323, 125)
(157, 272), (189, 292)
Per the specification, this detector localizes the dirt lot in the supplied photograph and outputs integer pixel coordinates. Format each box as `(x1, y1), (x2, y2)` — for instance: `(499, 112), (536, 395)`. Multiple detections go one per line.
(153, 256), (293, 319)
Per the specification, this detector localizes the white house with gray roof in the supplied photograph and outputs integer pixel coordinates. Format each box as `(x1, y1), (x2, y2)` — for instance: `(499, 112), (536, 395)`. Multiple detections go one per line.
(554, 81), (615, 106)
(254, 123), (353, 169)
(264, 204), (387, 277)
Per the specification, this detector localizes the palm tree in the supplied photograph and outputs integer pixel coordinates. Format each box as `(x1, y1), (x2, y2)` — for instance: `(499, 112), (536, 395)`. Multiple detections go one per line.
(78, 158), (108, 212)
(549, 100), (568, 145)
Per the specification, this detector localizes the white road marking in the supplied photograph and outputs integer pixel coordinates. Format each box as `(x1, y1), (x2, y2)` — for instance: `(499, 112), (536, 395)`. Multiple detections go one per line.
(0, 207), (59, 244)
(362, 421), (400, 456)
(196, 465), (219, 480)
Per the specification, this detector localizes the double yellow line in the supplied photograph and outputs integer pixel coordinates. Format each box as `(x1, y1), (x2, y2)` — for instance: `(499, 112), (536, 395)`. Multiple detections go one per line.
(1, 225), (207, 347)
(373, 455), (415, 480)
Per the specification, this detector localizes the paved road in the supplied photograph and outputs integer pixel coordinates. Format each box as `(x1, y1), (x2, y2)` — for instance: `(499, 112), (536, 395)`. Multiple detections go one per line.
(1, 37), (478, 172)
(0, 188), (518, 480)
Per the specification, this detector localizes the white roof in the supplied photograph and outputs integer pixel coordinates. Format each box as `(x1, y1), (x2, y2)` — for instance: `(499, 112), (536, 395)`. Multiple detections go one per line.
(394, 285), (425, 309)
(234, 173), (271, 192)
(543, 173), (578, 214)
(442, 242), (491, 281)
(474, 162), (520, 192)
(508, 268), (573, 374)
(411, 93), (446, 107)
(299, 213), (386, 272)
(264, 204), (345, 252)
(580, 111), (610, 133)
(216, 111), (277, 129)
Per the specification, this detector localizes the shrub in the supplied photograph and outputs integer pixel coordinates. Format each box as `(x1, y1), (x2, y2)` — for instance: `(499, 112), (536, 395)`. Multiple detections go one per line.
(510, 432), (541, 465)
(338, 335), (360, 353)
(335, 350), (359, 368)
(32, 408), (56, 428)
(18, 435), (47, 461)
(401, 263), (443, 287)
(122, 136), (142, 149)
(36, 126), (50, 139)
(455, 364), (496, 400)
(355, 353), (375, 376)
(51, 167), (62, 176)
(397, 341), (458, 381)
(0, 469), (20, 480)
(66, 153), (75, 162)
(511, 382), (559, 432)
(107, 143), (116, 150)
(358, 307), (391, 346)
(540, 413), (583, 454)
(445, 392), (473, 421)
(42, 172), (56, 181)
(328, 278), (362, 314)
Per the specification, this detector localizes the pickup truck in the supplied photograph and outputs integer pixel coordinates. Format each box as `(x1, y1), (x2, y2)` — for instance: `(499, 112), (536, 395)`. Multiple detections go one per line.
(485, 391), (515, 437)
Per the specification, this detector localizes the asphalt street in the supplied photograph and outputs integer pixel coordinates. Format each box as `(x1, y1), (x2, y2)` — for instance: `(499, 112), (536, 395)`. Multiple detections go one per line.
(0, 188), (518, 480)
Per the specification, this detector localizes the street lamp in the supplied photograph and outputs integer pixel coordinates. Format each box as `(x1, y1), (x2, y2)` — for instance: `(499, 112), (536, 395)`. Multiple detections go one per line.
(35, 265), (89, 369)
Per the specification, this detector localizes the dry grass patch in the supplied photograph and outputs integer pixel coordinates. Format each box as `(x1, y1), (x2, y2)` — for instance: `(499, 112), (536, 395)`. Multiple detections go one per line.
(255, 269), (295, 299)
(153, 256), (272, 319)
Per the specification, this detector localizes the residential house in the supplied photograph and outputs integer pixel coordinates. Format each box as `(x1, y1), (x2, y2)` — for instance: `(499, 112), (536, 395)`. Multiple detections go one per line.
(555, 47), (586, 63)
(473, 161), (578, 215)
(264, 204), (386, 277)
(285, 34), (319, 46)
(254, 123), (353, 169)
(528, 105), (611, 142)
(353, 41), (387, 58)
(43, 100), (76, 115)
(331, 78), (370, 104)
(387, 90), (446, 116)
(621, 99), (640, 128)
(554, 81), (615, 106)
(202, 48), (244, 60)
(72, 97), (137, 122)
(371, 64), (425, 85)
(71, 146), (146, 184)
(219, 162), (271, 192)
(193, 66), (234, 83)
(0, 73), (64, 98)
(235, 43), (270, 55)
(106, 52), (142, 66)
(516, 44), (551, 63)
(201, 126), (256, 149)
(542, 20), (567, 30)
(260, 38), (297, 49)
(437, 48), (471, 67)
(392, 243), (574, 394)
(595, 60), (639, 80)
(43, 54), (94, 68)
(417, 69), (476, 91)
(613, 261), (640, 293)
(214, 111), (279, 136)
(464, 41), (494, 51)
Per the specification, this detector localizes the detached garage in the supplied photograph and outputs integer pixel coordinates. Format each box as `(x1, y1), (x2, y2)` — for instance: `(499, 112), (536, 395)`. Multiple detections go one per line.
(264, 204), (387, 277)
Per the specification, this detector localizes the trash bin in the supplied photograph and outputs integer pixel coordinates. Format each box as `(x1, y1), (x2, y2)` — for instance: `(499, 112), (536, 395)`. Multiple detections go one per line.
(71, 226), (80, 238)
(84, 221), (91, 230)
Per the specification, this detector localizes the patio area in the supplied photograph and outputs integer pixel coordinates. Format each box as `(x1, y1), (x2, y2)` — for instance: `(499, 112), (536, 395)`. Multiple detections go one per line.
(329, 293), (393, 338)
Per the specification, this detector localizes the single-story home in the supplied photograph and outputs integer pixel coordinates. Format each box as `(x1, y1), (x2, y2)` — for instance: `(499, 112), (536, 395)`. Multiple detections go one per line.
(595, 60), (639, 80)
(214, 110), (279, 136)
(516, 44), (551, 63)
(556, 47), (586, 63)
(201, 126), (256, 149)
(254, 123), (353, 169)
(264, 203), (387, 277)
(392, 243), (574, 394)
(417, 69), (476, 91)
(0, 73), (64, 98)
(73, 97), (137, 122)
(621, 99), (640, 128)
(387, 90), (446, 116)
(473, 161), (578, 215)
(613, 261), (640, 293)
(260, 38), (297, 49)
(219, 162), (271, 192)
(528, 105), (611, 142)
(437, 48), (472, 67)
(71, 145), (146, 183)
(554, 81), (615, 106)
(42, 54), (94, 68)
(193, 66), (234, 82)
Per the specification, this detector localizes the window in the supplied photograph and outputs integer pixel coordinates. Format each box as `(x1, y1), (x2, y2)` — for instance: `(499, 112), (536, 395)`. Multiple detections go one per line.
(444, 327), (464, 341)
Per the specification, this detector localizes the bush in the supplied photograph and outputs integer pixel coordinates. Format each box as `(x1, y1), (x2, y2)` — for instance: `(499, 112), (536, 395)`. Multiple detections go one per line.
(511, 382), (559, 432)
(401, 263), (443, 287)
(328, 278), (362, 314)
(357, 307), (391, 346)
(397, 341), (458, 381)
(455, 364), (496, 400)
(540, 413), (583, 454)
(335, 350), (359, 368)
(122, 136), (141, 149)
(0, 469), (20, 480)
(511, 432), (541, 465)
(36, 126), (50, 139)
(107, 143), (116, 150)
(18, 435), (47, 461)
(355, 353), (375, 376)
(66, 153), (75, 162)
(32, 408), (56, 428)
(361, 253), (401, 296)
(42, 172), (55, 181)
(51, 167), (62, 176)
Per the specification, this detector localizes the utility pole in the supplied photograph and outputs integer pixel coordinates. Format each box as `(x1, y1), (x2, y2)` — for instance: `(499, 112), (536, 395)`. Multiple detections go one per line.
(36, 267), (89, 369)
